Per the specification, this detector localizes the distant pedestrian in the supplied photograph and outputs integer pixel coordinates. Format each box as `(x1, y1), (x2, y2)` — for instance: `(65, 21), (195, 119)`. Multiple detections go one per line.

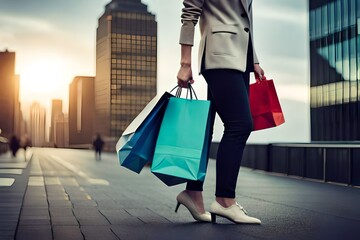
(9, 135), (20, 157)
(20, 135), (31, 161)
(93, 133), (104, 161)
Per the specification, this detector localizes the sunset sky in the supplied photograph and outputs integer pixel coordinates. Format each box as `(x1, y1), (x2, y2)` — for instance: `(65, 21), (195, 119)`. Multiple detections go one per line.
(0, 0), (309, 143)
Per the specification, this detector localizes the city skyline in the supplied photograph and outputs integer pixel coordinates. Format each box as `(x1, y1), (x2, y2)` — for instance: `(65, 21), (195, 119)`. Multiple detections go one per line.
(0, 0), (310, 143)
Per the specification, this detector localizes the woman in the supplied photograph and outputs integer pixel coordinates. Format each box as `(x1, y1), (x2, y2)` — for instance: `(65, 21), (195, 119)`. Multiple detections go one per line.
(175, 0), (264, 224)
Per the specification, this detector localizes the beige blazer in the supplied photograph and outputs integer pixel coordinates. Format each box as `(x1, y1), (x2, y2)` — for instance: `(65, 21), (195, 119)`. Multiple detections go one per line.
(179, 0), (259, 73)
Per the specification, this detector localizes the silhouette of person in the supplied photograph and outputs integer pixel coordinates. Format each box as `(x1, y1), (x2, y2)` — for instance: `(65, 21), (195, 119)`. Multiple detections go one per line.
(93, 133), (104, 161)
(9, 135), (20, 157)
(21, 135), (31, 161)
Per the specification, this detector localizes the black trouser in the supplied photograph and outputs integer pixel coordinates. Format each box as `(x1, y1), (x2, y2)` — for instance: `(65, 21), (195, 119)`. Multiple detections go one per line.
(186, 69), (253, 198)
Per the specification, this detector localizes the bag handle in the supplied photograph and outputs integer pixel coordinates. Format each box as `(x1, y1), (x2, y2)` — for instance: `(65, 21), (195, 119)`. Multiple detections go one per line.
(170, 82), (198, 100)
(255, 76), (267, 83)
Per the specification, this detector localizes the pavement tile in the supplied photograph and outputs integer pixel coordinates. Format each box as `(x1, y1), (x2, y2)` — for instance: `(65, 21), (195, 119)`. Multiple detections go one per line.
(68, 194), (92, 201)
(45, 185), (66, 192)
(44, 177), (62, 185)
(20, 207), (49, 217)
(0, 220), (18, 230)
(0, 163), (28, 169)
(0, 231), (15, 240)
(76, 216), (110, 226)
(16, 225), (52, 240)
(95, 200), (123, 210)
(0, 169), (23, 174)
(72, 208), (101, 216)
(47, 195), (70, 201)
(84, 193), (113, 201)
(19, 218), (51, 226)
(0, 177), (15, 186)
(126, 208), (171, 224)
(20, 213), (50, 221)
(100, 209), (144, 225)
(20, 207), (50, 217)
(53, 226), (83, 240)
(60, 178), (79, 186)
(25, 185), (46, 192)
(0, 202), (22, 208)
(72, 200), (98, 208)
(73, 208), (110, 226)
(0, 207), (21, 216)
(48, 199), (73, 208)
(81, 226), (119, 240)
(51, 216), (79, 226)
(50, 207), (74, 217)
(22, 199), (48, 208)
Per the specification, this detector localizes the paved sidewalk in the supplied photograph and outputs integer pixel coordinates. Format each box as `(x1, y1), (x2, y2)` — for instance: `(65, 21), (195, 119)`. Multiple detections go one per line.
(0, 150), (31, 240)
(1, 148), (360, 240)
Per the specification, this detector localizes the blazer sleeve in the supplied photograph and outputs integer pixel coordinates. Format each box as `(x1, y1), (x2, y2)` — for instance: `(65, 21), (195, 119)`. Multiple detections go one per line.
(249, 6), (259, 64)
(179, 0), (205, 46)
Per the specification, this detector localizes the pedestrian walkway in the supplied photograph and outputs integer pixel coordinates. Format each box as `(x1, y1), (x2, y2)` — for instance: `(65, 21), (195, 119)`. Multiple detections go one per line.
(0, 149), (31, 240)
(1, 148), (360, 240)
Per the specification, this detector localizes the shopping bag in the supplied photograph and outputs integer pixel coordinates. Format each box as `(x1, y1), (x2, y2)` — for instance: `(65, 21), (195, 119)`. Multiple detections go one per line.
(249, 77), (285, 131)
(151, 87), (211, 186)
(116, 92), (173, 173)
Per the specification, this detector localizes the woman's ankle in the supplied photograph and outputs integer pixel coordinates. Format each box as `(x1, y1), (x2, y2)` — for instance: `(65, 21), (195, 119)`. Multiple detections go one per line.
(183, 190), (205, 213)
(216, 197), (236, 208)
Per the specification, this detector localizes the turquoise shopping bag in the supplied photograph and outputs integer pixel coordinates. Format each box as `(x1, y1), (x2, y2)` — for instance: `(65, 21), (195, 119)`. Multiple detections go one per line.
(116, 92), (172, 173)
(151, 95), (211, 186)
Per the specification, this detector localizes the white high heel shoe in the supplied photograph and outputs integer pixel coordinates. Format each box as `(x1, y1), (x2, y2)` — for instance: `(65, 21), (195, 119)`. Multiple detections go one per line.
(210, 201), (261, 224)
(175, 191), (212, 222)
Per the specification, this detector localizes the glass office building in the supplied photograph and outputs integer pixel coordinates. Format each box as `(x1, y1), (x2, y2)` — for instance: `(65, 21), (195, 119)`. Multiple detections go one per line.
(310, 0), (360, 141)
(0, 50), (20, 138)
(95, 0), (157, 149)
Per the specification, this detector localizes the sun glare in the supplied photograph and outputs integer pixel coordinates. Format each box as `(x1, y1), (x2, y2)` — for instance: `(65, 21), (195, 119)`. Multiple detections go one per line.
(21, 59), (65, 93)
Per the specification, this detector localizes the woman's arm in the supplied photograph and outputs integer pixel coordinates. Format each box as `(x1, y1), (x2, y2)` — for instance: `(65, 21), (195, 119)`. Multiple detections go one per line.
(177, 44), (193, 88)
(177, 0), (205, 87)
(179, 0), (205, 46)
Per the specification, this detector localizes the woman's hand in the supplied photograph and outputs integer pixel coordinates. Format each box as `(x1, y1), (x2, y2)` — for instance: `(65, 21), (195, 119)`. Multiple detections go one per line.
(177, 44), (194, 88)
(254, 63), (265, 80)
(177, 64), (194, 88)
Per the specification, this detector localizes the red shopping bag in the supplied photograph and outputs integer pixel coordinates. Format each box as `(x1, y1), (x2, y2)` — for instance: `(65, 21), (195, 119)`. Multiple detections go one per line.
(249, 77), (285, 131)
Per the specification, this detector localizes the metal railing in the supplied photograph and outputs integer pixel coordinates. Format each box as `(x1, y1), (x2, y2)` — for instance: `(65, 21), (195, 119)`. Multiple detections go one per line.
(210, 142), (360, 186)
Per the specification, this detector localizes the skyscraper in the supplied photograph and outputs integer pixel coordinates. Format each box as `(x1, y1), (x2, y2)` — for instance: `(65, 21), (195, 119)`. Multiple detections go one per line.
(49, 99), (64, 145)
(95, 0), (157, 149)
(29, 102), (46, 147)
(54, 114), (69, 148)
(69, 76), (95, 148)
(309, 0), (360, 141)
(0, 49), (20, 138)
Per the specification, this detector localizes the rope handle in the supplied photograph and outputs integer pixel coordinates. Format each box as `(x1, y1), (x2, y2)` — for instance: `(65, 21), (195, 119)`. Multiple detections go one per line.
(170, 82), (198, 100)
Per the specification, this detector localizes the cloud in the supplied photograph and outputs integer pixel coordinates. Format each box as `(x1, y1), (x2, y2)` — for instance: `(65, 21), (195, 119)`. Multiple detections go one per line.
(0, 14), (54, 33)
(254, 0), (308, 22)
(255, 7), (307, 26)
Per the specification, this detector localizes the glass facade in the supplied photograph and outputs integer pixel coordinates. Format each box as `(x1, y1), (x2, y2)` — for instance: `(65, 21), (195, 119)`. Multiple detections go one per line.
(95, 0), (157, 148)
(309, 0), (360, 141)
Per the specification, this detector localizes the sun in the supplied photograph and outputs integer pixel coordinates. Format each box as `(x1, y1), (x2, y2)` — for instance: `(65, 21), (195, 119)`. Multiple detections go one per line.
(21, 58), (66, 94)
(19, 55), (72, 108)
